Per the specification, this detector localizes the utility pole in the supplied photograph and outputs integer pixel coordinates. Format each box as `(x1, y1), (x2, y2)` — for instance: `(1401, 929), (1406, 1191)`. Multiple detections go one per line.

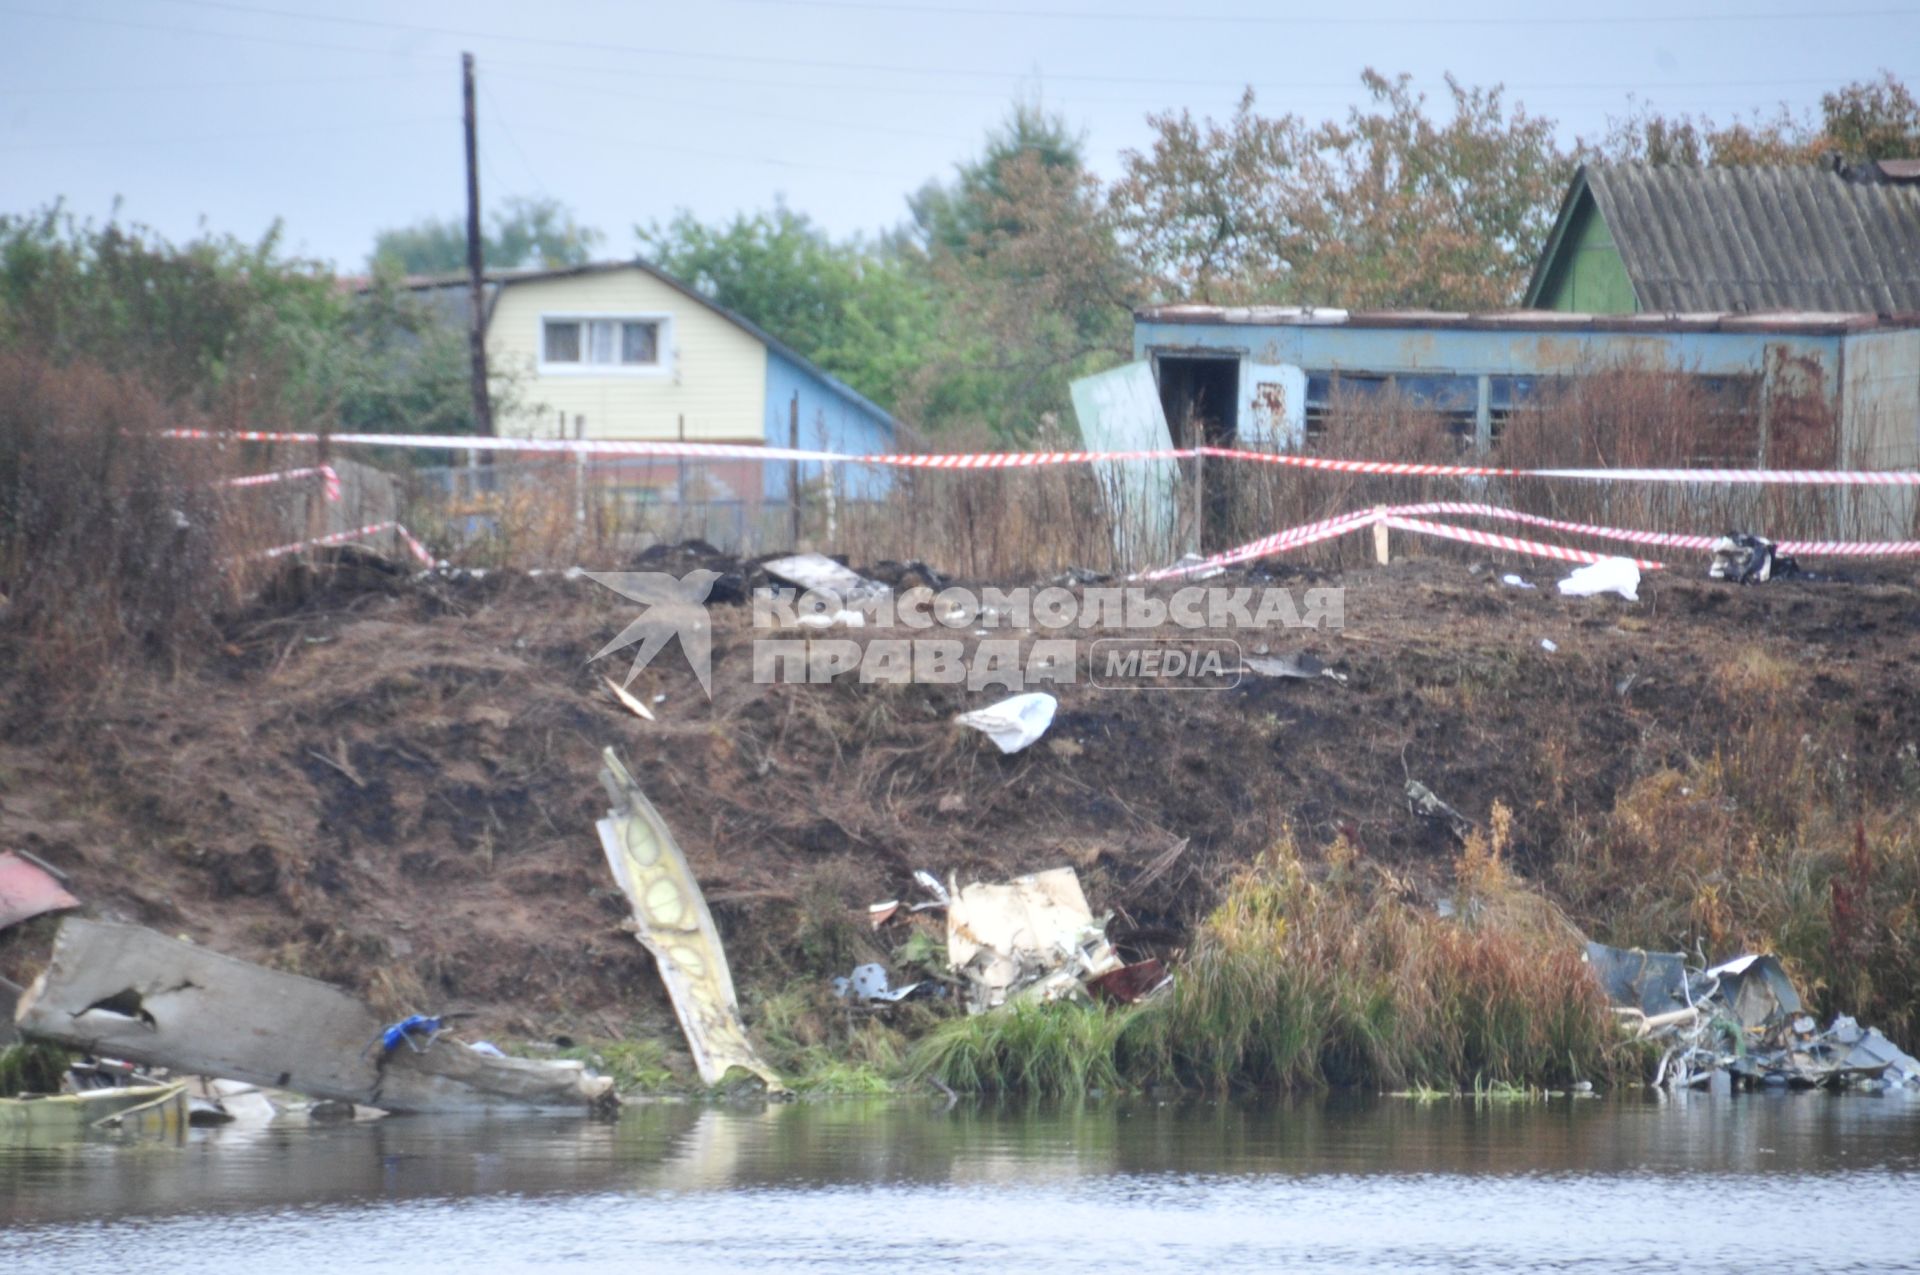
(462, 52), (493, 437)
(787, 391), (801, 547)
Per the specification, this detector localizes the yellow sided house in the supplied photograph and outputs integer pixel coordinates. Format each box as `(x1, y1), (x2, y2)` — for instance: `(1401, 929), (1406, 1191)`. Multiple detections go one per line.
(396, 260), (898, 504)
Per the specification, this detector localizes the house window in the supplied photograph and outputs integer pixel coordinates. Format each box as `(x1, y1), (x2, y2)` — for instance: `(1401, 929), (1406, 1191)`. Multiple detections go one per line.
(540, 317), (665, 370)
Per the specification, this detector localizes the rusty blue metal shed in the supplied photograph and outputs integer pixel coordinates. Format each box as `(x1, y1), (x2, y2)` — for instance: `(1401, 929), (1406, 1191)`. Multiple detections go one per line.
(1133, 305), (1920, 466)
(1124, 304), (1920, 541)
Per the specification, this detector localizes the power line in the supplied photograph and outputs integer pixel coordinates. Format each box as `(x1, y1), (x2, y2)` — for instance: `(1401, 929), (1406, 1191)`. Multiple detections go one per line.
(479, 77), (552, 199)
(0, 117), (450, 152)
(141, 0), (1920, 88)
(10, 4), (1909, 106)
(507, 121), (925, 181)
(486, 68), (973, 142)
(0, 70), (444, 96)
(710, 0), (1920, 25)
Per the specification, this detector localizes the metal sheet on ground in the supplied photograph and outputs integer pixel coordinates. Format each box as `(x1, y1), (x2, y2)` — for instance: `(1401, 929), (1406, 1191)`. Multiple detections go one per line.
(594, 747), (783, 1091)
(1070, 362), (1178, 564)
(946, 867), (1119, 1009)
(13, 919), (611, 1114)
(0, 852), (79, 931)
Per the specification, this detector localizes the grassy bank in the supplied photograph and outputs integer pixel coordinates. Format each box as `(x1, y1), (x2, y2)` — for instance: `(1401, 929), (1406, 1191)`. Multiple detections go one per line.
(913, 810), (1632, 1097)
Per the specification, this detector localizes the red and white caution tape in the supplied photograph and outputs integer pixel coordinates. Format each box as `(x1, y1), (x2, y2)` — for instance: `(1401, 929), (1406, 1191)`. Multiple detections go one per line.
(1529, 465), (1920, 487)
(1380, 515), (1666, 569)
(1196, 445), (1513, 477)
(1775, 537), (1920, 556)
(1385, 502), (1720, 551)
(1147, 500), (1920, 578)
(219, 464), (342, 501)
(257, 520), (433, 566)
(1139, 509), (1382, 580)
(158, 428), (1920, 487)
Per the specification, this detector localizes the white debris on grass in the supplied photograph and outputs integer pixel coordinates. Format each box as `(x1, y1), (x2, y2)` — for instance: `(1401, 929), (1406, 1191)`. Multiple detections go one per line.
(1558, 557), (1641, 602)
(954, 692), (1058, 755)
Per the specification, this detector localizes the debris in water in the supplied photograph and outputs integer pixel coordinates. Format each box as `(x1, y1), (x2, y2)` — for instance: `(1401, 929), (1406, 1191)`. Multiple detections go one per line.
(13, 919), (614, 1114)
(594, 747), (784, 1091)
(1584, 940), (1919, 1091)
(954, 692), (1058, 755)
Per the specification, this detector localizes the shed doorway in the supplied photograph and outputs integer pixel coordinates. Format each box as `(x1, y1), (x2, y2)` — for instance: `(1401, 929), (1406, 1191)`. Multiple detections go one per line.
(1154, 354), (1240, 448)
(1154, 353), (1240, 552)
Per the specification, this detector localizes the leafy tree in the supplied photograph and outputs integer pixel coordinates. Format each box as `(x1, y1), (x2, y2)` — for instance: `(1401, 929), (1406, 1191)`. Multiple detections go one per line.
(908, 101), (1087, 257)
(1820, 72), (1920, 161)
(1108, 91), (1320, 305)
(1111, 73), (1572, 309)
(1303, 73), (1571, 309)
(1599, 72), (1920, 166)
(0, 202), (342, 417)
(0, 203), (497, 437)
(637, 202), (933, 411)
(370, 196), (602, 275)
(912, 143), (1139, 439)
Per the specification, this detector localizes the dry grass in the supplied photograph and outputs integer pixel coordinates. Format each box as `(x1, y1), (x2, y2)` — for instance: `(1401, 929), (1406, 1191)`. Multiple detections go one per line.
(0, 352), (275, 692)
(396, 363), (1897, 578)
(914, 809), (1630, 1097)
(1121, 811), (1620, 1093)
(1551, 706), (1920, 1045)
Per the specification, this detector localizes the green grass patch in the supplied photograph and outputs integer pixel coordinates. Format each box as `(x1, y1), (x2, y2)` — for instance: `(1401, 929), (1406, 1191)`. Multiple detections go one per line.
(0, 1042), (71, 1095)
(909, 1000), (1143, 1096)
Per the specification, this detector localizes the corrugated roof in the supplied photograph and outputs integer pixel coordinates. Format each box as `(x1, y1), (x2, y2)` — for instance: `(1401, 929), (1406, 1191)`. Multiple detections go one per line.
(1132, 304), (1920, 335)
(366, 261), (897, 432)
(1574, 163), (1920, 313)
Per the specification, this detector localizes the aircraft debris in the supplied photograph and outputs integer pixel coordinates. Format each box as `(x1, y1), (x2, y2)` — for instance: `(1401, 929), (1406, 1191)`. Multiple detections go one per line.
(1585, 941), (1920, 1091)
(1558, 557), (1641, 601)
(954, 692), (1058, 755)
(13, 919), (614, 1114)
(944, 867), (1122, 1013)
(594, 747), (784, 1091)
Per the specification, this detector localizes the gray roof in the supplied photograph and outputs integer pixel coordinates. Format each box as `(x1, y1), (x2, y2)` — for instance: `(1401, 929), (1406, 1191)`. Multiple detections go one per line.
(1534, 162), (1920, 313)
(368, 260), (897, 432)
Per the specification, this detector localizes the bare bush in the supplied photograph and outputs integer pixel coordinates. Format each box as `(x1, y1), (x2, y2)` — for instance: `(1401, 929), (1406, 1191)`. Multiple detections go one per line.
(0, 353), (259, 685)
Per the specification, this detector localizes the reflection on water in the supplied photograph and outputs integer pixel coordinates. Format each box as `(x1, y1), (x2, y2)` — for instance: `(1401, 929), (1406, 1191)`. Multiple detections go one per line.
(3, 1093), (1917, 1273)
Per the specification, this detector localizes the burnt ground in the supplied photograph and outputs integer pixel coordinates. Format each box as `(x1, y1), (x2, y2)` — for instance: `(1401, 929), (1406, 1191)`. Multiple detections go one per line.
(3, 546), (1918, 1049)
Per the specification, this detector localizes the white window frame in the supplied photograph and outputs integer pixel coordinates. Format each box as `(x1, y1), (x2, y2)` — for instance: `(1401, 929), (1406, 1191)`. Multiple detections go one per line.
(537, 312), (674, 376)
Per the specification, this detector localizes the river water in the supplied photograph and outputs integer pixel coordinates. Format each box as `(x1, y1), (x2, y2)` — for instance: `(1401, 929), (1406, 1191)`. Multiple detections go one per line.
(3, 1093), (1917, 1273)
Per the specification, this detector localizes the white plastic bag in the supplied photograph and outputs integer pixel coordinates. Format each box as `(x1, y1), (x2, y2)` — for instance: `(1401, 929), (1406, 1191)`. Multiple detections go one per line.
(954, 692), (1059, 755)
(1558, 557), (1640, 602)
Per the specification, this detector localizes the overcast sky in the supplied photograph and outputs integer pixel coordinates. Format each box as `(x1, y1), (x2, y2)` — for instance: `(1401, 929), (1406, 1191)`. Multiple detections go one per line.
(3, 0), (1915, 270)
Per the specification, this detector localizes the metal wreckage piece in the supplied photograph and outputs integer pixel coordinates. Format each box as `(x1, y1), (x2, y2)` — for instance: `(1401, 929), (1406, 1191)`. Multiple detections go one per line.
(1585, 942), (1920, 1091)
(944, 867), (1136, 1013)
(13, 919), (616, 1114)
(594, 747), (784, 1091)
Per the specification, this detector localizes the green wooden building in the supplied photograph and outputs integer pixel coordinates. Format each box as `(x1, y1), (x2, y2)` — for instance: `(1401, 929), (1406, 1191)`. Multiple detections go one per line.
(1525, 161), (1920, 314)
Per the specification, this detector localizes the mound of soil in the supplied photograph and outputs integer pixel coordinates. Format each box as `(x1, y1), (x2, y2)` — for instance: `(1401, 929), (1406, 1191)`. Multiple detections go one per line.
(3, 547), (1916, 1043)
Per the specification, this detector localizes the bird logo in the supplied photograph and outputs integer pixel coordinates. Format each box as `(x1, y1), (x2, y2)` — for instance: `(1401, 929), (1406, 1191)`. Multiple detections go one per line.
(583, 570), (720, 698)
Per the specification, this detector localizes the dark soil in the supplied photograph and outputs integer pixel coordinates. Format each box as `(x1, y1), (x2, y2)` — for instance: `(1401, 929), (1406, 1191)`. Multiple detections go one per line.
(4, 546), (1917, 1044)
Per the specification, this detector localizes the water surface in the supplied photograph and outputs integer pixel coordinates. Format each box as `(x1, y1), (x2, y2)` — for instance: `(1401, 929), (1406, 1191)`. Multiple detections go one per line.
(3, 1093), (1916, 1272)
